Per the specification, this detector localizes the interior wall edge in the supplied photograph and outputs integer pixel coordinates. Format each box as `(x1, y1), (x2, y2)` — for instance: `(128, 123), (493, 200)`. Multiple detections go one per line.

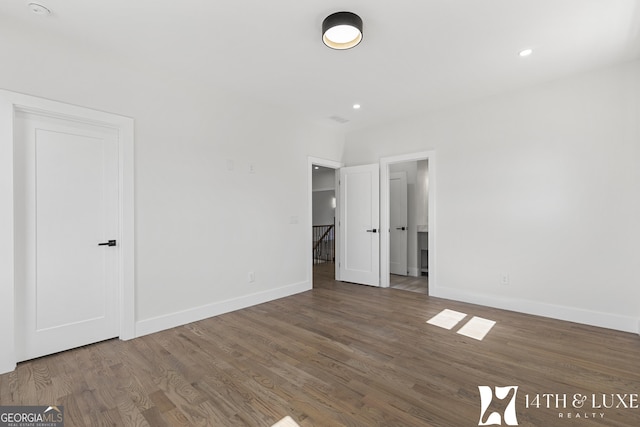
(135, 280), (311, 338)
(0, 96), (15, 375)
(431, 287), (639, 334)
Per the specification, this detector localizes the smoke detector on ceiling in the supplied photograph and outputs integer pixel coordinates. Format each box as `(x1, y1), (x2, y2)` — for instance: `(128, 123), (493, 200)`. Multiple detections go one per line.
(28, 3), (51, 16)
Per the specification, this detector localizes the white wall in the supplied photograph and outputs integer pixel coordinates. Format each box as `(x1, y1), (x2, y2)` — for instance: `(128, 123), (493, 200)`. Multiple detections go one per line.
(312, 191), (336, 226)
(312, 167), (336, 190)
(0, 19), (344, 369)
(345, 60), (640, 332)
(312, 167), (336, 225)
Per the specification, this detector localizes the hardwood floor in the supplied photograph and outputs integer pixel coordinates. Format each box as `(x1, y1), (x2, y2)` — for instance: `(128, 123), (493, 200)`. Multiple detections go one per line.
(1, 267), (639, 426)
(313, 264), (429, 295)
(389, 274), (428, 294)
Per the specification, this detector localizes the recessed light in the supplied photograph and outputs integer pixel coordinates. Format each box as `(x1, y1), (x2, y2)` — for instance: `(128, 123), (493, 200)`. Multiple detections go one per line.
(519, 48), (533, 57)
(353, 104), (361, 110)
(28, 3), (51, 16)
(314, 166), (319, 170)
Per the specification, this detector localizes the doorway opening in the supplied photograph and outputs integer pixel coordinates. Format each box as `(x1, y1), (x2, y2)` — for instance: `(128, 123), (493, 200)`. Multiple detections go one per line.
(308, 157), (342, 288)
(380, 151), (435, 294)
(387, 160), (429, 294)
(0, 90), (134, 373)
(312, 165), (337, 284)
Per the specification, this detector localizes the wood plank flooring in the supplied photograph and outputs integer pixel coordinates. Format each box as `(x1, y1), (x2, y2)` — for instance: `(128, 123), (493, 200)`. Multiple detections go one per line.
(315, 262), (429, 294)
(1, 266), (639, 426)
(389, 273), (428, 294)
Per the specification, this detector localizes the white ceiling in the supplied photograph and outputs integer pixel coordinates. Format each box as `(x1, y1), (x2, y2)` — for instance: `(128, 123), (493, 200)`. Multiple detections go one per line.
(2, 0), (640, 132)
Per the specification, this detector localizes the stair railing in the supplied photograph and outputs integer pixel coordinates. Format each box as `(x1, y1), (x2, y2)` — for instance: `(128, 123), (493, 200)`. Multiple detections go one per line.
(312, 224), (335, 264)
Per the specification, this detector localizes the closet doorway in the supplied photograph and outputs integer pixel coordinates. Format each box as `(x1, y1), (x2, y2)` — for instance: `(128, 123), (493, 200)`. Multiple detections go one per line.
(380, 151), (435, 294)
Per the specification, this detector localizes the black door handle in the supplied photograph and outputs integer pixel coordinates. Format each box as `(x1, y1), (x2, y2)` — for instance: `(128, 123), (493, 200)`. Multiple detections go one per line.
(396, 227), (406, 231)
(98, 240), (117, 247)
(366, 229), (378, 233)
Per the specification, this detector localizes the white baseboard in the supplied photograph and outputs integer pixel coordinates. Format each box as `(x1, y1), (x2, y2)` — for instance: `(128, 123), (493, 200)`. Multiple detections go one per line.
(0, 359), (16, 375)
(135, 281), (311, 338)
(431, 286), (639, 334)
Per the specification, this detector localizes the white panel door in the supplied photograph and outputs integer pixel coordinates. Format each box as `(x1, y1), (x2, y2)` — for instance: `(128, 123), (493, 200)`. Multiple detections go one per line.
(389, 172), (408, 276)
(14, 111), (119, 361)
(339, 164), (380, 286)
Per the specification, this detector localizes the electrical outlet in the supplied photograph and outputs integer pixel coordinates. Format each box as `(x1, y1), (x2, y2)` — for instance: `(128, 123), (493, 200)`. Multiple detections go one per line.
(500, 273), (510, 286)
(248, 271), (255, 283)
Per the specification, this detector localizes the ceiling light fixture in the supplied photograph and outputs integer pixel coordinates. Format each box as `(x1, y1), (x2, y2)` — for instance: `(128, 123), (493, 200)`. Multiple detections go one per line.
(519, 48), (533, 57)
(28, 2), (51, 16)
(322, 11), (363, 50)
(353, 104), (361, 110)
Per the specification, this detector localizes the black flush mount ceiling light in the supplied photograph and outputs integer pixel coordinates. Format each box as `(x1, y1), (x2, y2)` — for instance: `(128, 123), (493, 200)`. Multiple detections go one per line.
(322, 11), (363, 50)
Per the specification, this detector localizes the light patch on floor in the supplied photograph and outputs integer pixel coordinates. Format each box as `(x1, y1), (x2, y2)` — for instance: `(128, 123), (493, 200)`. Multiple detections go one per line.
(456, 316), (496, 341)
(271, 416), (300, 427)
(426, 309), (468, 330)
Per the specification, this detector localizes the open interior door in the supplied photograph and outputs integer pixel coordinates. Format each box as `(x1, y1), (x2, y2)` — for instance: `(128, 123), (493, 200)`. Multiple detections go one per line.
(338, 164), (380, 286)
(389, 171), (408, 276)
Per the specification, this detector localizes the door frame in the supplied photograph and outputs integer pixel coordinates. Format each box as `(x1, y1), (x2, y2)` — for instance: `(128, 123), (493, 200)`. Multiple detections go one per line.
(380, 151), (436, 288)
(0, 90), (135, 374)
(308, 157), (343, 285)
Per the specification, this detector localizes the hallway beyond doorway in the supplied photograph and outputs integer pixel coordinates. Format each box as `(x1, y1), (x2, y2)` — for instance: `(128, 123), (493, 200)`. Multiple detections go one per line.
(389, 274), (428, 294)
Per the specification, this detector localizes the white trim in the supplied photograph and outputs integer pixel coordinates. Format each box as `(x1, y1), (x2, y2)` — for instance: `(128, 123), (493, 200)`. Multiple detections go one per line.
(312, 186), (335, 192)
(432, 286), (640, 334)
(380, 151), (436, 289)
(118, 115), (135, 341)
(0, 90), (135, 374)
(308, 157), (343, 285)
(136, 281), (310, 337)
(0, 95), (15, 373)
